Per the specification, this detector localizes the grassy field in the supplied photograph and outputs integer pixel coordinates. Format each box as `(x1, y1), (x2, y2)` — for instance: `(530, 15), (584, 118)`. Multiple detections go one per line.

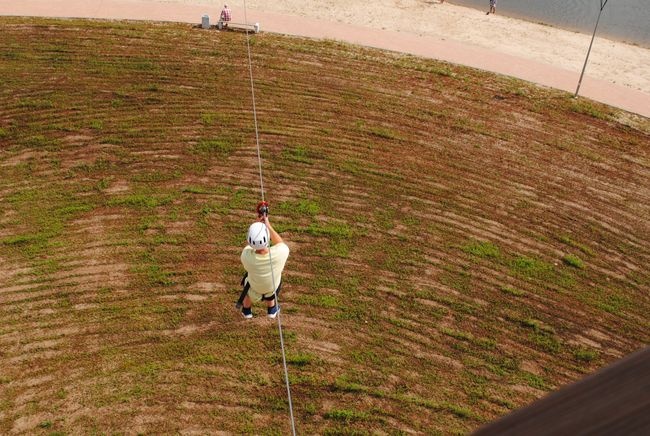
(0, 17), (648, 434)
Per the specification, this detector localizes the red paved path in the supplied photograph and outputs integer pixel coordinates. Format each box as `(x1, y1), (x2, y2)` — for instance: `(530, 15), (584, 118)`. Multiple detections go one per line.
(1, 0), (648, 118)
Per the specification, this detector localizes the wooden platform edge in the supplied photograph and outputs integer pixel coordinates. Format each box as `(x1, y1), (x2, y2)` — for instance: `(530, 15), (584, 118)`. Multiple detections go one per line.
(472, 346), (650, 435)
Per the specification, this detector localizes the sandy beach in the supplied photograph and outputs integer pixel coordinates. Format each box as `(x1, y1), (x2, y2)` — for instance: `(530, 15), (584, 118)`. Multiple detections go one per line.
(161, 0), (650, 95)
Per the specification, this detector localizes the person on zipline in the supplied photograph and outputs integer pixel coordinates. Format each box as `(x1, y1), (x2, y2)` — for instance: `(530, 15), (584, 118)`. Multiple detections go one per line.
(240, 215), (290, 319)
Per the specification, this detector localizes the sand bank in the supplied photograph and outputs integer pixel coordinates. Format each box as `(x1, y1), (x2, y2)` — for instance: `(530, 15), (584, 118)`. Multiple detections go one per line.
(166, 0), (650, 95)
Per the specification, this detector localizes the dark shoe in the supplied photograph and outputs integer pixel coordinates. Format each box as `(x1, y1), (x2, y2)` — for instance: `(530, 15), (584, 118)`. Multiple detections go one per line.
(267, 304), (280, 319)
(242, 307), (253, 319)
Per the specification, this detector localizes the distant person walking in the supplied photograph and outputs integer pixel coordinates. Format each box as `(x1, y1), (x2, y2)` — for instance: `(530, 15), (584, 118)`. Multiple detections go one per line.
(220, 4), (232, 28)
(487, 0), (497, 15)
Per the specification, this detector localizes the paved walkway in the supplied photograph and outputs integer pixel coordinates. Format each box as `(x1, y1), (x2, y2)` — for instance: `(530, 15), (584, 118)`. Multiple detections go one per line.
(1, 0), (648, 118)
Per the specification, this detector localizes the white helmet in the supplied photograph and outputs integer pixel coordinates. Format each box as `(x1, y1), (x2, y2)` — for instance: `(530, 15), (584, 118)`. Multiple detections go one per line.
(247, 222), (269, 250)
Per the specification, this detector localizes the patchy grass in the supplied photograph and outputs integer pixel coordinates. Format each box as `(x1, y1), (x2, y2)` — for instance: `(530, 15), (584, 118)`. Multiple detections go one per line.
(562, 254), (585, 269)
(510, 255), (554, 280)
(285, 352), (316, 367)
(463, 240), (500, 259)
(0, 17), (648, 436)
(441, 327), (473, 341)
(278, 198), (321, 217)
(573, 347), (599, 362)
(558, 234), (595, 256)
(281, 145), (321, 164)
(366, 125), (402, 141)
(108, 193), (174, 208)
(193, 138), (237, 155)
(501, 285), (525, 297)
(569, 98), (614, 121)
(305, 222), (352, 238)
(325, 408), (369, 423)
(297, 294), (341, 309)
(519, 372), (549, 390)
(182, 186), (212, 194)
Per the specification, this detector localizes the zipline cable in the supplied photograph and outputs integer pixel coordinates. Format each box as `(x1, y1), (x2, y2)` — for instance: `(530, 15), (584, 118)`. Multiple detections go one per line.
(242, 0), (265, 203)
(241, 2), (297, 434)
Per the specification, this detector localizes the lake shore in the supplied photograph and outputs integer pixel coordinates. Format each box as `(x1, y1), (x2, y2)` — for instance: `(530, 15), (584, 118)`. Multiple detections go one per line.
(165, 0), (650, 95)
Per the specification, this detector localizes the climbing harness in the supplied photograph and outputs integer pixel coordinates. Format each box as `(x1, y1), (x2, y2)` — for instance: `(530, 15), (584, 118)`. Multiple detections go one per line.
(240, 1), (297, 434)
(235, 272), (250, 309)
(236, 271), (283, 308)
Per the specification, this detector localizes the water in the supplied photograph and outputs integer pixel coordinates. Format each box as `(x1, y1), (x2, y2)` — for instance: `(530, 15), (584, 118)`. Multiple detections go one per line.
(451, 0), (650, 47)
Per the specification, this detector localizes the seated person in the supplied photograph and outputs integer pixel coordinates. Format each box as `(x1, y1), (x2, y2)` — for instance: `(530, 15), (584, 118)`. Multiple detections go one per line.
(220, 4), (232, 28)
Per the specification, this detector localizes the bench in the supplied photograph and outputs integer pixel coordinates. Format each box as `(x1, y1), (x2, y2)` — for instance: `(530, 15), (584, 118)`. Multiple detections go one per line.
(217, 20), (260, 33)
(200, 15), (260, 33)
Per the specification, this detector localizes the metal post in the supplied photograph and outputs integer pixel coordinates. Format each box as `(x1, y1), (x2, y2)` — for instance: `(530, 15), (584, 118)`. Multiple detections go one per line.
(575, 0), (609, 98)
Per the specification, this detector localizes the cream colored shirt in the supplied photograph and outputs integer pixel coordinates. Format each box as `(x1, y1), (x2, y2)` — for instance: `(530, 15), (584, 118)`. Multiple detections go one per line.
(240, 242), (290, 295)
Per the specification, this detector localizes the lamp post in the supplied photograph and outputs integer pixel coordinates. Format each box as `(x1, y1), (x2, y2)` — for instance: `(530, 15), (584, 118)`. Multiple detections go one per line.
(575, 0), (610, 98)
